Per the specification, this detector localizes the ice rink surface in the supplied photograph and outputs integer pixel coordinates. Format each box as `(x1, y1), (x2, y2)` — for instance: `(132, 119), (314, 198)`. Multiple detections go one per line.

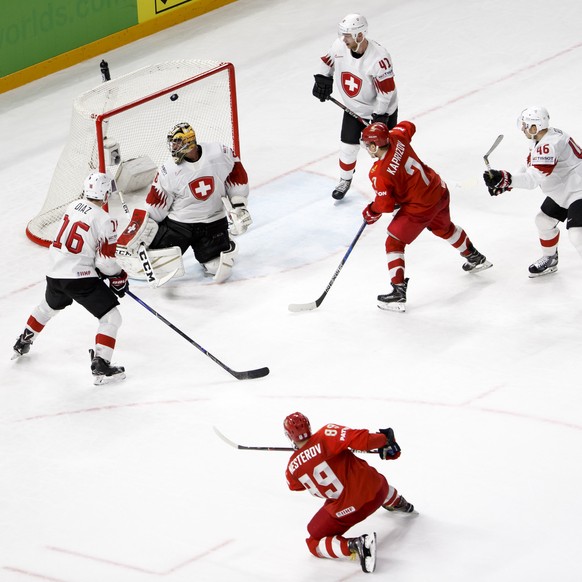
(2, 0), (582, 580)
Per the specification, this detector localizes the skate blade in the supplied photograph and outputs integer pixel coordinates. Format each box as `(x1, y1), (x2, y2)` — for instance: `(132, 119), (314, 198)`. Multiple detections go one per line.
(465, 260), (493, 273)
(528, 265), (557, 278)
(377, 301), (406, 312)
(93, 371), (126, 386)
(385, 507), (420, 516)
(11, 351), (23, 360)
(364, 532), (377, 573)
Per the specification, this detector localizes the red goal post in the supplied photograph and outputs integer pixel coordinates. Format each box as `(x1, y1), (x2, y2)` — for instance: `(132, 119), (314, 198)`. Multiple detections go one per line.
(27, 60), (240, 247)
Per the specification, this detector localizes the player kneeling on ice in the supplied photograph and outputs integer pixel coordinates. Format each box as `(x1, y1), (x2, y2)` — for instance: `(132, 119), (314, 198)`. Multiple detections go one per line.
(284, 412), (415, 574)
(483, 106), (582, 278)
(117, 122), (252, 284)
(13, 172), (127, 385)
(361, 121), (492, 312)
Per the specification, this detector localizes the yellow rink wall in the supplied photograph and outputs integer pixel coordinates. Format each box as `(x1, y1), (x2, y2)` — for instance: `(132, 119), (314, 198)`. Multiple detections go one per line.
(0, 0), (236, 94)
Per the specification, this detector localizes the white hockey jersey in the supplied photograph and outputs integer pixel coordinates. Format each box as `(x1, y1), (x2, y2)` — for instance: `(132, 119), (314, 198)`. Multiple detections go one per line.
(145, 142), (249, 224)
(48, 199), (121, 279)
(511, 128), (582, 207)
(318, 38), (398, 118)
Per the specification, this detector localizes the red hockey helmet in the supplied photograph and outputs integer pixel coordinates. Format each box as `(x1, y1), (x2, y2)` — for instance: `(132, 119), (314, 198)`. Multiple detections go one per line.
(361, 122), (391, 148)
(284, 412), (312, 443)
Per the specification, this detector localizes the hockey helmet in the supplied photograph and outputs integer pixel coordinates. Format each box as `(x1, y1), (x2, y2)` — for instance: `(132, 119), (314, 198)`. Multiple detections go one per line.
(338, 13), (368, 39)
(361, 122), (391, 149)
(167, 122), (197, 163)
(518, 106), (550, 138)
(284, 412), (312, 444)
(83, 172), (116, 202)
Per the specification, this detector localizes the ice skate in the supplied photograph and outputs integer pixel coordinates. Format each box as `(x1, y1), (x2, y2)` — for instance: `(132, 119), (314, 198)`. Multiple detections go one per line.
(332, 178), (352, 200)
(528, 251), (558, 278)
(462, 248), (492, 273)
(89, 349), (126, 385)
(377, 278), (408, 312)
(348, 532), (377, 573)
(12, 331), (34, 360)
(383, 494), (418, 515)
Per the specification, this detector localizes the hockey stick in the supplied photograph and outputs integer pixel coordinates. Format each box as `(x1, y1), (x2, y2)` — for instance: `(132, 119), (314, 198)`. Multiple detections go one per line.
(213, 426), (377, 453)
(117, 191), (178, 288)
(127, 290), (270, 380)
(288, 221), (367, 312)
(483, 134), (504, 177)
(328, 96), (370, 126)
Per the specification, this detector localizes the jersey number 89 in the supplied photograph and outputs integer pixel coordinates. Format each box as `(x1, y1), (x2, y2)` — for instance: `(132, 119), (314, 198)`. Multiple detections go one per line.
(298, 460), (344, 499)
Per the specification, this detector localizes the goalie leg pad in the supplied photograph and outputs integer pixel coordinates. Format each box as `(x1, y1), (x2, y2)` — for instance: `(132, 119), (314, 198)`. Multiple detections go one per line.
(202, 241), (238, 283)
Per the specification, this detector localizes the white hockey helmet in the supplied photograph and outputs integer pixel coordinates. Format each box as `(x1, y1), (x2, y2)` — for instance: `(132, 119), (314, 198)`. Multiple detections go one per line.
(83, 172), (116, 202)
(518, 106), (550, 137)
(338, 13), (368, 39)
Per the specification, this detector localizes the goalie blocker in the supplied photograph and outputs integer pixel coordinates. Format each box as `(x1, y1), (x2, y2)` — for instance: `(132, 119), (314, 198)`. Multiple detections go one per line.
(117, 209), (237, 284)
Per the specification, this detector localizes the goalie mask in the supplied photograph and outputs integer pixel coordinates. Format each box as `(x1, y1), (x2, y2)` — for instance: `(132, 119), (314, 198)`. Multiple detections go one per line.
(167, 122), (197, 163)
(518, 106), (550, 139)
(338, 13), (368, 40)
(83, 172), (116, 203)
(284, 412), (312, 444)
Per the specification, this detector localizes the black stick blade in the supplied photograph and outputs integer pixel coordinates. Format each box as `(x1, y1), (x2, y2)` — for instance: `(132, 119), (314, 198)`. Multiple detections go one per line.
(232, 366), (270, 380)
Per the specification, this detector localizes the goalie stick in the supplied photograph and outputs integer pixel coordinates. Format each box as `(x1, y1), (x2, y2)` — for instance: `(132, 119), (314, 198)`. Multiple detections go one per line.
(127, 290), (270, 380)
(483, 134), (504, 177)
(213, 426), (377, 453)
(289, 221), (367, 312)
(328, 96), (369, 126)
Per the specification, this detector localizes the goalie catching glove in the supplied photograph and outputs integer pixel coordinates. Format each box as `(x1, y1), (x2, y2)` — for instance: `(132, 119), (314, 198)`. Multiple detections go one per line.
(483, 169), (512, 196)
(378, 428), (401, 460)
(223, 196), (252, 236)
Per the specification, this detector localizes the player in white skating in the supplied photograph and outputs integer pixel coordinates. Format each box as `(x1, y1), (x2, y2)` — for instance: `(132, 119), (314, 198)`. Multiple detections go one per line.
(484, 106), (582, 277)
(312, 13), (398, 200)
(117, 122), (252, 283)
(13, 172), (128, 385)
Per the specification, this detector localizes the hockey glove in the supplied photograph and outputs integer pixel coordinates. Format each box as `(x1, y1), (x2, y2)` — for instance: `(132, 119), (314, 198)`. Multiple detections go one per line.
(312, 74), (333, 102)
(371, 113), (390, 126)
(483, 169), (512, 196)
(363, 203), (382, 225)
(109, 270), (128, 297)
(378, 428), (401, 460)
(224, 196), (253, 236)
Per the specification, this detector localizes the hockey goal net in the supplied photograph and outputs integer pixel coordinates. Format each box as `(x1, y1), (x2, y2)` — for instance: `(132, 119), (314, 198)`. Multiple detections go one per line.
(27, 60), (240, 247)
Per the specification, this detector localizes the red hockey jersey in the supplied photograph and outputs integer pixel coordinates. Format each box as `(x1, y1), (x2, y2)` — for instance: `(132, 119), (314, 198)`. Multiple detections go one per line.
(285, 424), (387, 519)
(368, 121), (447, 216)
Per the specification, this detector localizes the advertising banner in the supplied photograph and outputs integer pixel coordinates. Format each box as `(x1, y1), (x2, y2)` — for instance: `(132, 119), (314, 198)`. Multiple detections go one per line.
(1, 0), (137, 77)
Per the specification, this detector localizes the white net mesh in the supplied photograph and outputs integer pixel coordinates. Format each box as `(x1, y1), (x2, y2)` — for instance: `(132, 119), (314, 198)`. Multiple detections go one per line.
(27, 60), (237, 246)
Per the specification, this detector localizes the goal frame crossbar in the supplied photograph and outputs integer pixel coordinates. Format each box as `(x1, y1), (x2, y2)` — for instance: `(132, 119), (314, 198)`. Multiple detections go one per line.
(95, 62), (240, 172)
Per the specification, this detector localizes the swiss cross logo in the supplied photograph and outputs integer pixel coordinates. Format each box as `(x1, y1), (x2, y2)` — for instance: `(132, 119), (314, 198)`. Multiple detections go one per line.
(189, 177), (215, 201)
(341, 72), (362, 98)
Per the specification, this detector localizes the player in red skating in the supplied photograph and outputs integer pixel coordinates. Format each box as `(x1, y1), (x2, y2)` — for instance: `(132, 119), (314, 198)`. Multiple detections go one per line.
(284, 412), (415, 574)
(361, 121), (492, 312)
